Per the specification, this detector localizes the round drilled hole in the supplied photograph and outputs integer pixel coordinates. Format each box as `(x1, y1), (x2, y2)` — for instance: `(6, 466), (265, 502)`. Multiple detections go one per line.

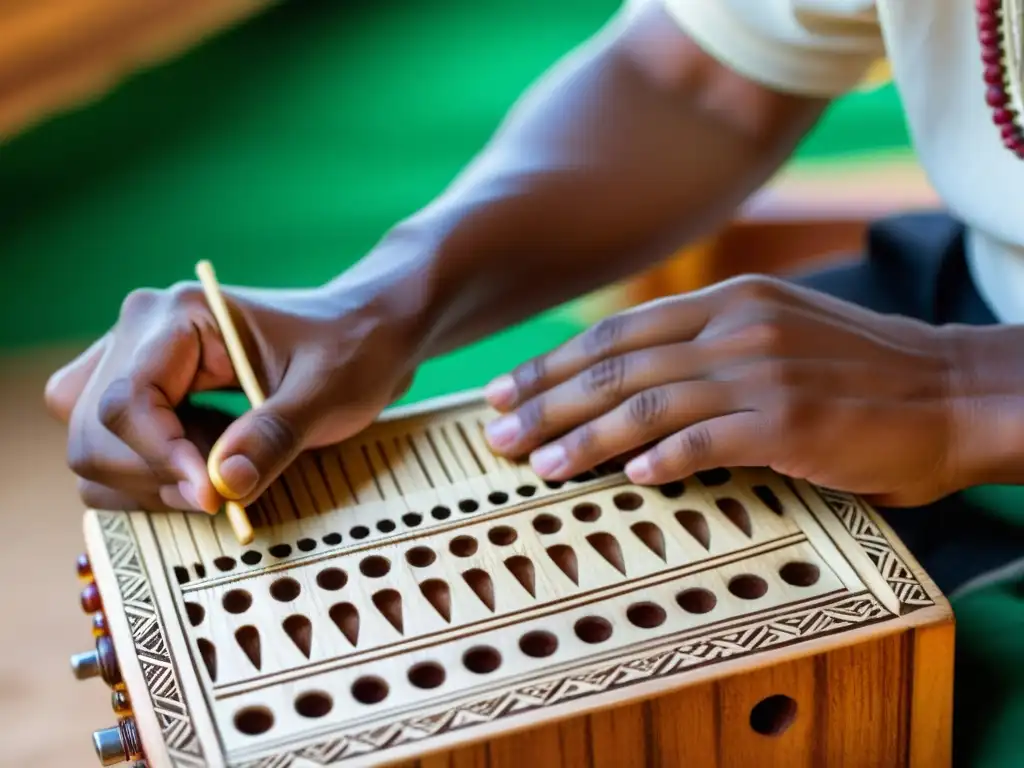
(351, 676), (389, 705)
(174, 566), (189, 584)
(322, 533), (342, 546)
(780, 561), (820, 587)
(517, 485), (537, 497)
(268, 544), (292, 559)
(676, 588), (717, 614)
(213, 556), (236, 572)
(459, 499), (479, 514)
(488, 491), (509, 505)
(613, 492), (643, 511)
(234, 706), (274, 735)
(406, 546), (436, 568)
(696, 468), (732, 486)
(729, 574), (768, 600)
(572, 503), (601, 522)
(544, 480), (565, 490)
(488, 526), (518, 546)
(627, 601), (667, 629)
(574, 616), (613, 644)
(660, 481), (685, 498)
(749, 694), (798, 737)
(408, 662), (446, 690)
(185, 602), (205, 626)
(317, 568), (347, 591)
(431, 505), (451, 520)
(223, 589), (253, 614)
(377, 519), (396, 533)
(519, 630), (558, 658)
(296, 538), (317, 552)
(463, 646), (502, 674)
(270, 578), (301, 603)
(240, 550), (262, 566)
(360, 556), (391, 578)
(532, 514), (562, 535)
(450, 536), (478, 557)
(402, 512), (423, 527)
(295, 691), (333, 719)
(350, 526), (370, 540)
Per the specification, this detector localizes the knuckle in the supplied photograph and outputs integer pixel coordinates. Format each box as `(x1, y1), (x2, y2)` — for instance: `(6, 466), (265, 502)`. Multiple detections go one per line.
(96, 378), (135, 436)
(725, 274), (782, 303)
(583, 315), (626, 358)
(67, 440), (101, 482)
(515, 398), (546, 435)
(733, 315), (786, 353)
(512, 356), (548, 394)
(661, 426), (713, 467)
(251, 409), (300, 458)
(567, 423), (597, 457)
(582, 356), (627, 398)
(627, 387), (670, 427)
(118, 288), (161, 320)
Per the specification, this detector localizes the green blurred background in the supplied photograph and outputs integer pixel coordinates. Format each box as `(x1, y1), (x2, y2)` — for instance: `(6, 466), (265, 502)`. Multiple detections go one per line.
(0, 0), (911, 400)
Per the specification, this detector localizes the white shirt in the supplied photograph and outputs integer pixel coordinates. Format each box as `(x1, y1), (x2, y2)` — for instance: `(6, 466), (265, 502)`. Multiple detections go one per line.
(662, 0), (1024, 323)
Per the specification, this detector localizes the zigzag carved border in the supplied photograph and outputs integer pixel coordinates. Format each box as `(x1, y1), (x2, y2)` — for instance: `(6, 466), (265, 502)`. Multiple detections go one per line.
(97, 512), (207, 767)
(97, 487), (930, 767)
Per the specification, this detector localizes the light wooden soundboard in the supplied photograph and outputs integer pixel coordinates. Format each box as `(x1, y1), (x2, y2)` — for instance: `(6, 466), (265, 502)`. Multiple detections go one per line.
(76, 390), (954, 767)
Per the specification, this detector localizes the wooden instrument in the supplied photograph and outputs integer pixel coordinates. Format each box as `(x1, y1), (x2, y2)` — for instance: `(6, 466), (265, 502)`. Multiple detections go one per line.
(70, 390), (954, 767)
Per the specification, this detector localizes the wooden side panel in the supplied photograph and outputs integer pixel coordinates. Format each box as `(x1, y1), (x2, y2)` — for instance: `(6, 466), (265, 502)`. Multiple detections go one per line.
(908, 620), (955, 768)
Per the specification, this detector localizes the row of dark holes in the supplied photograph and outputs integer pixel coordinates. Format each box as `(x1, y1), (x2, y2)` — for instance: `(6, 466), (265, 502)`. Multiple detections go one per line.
(231, 554), (813, 738)
(175, 470), (746, 585)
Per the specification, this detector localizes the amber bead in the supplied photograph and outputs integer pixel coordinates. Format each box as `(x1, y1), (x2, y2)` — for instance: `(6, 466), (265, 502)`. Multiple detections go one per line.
(76, 554), (92, 581)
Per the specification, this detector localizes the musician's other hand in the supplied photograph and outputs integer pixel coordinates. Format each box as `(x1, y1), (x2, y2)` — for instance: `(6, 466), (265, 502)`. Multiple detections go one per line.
(44, 283), (414, 513)
(482, 275), (961, 507)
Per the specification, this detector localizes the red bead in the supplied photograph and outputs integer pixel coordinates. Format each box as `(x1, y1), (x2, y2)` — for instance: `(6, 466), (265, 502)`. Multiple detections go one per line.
(76, 554), (92, 581)
(992, 107), (1016, 125)
(980, 28), (1001, 47)
(976, 0), (999, 12)
(984, 63), (1006, 84)
(987, 85), (1009, 107)
(1004, 134), (1024, 152)
(1000, 123), (1022, 140)
(982, 46), (1003, 64)
(979, 14), (1000, 33)
(1015, 146), (1024, 159)
(81, 582), (101, 614)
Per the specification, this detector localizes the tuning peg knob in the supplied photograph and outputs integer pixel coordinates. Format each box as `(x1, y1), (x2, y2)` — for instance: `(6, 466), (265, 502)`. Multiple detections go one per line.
(77, 554), (93, 582)
(70, 636), (122, 686)
(92, 718), (142, 766)
(81, 583), (102, 614)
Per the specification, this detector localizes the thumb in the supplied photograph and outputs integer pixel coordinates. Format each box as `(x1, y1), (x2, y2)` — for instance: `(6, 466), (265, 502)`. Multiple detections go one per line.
(206, 375), (321, 504)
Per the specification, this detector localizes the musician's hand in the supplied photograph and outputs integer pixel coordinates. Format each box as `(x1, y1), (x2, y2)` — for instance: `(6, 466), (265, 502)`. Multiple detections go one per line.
(482, 275), (963, 507)
(44, 283), (414, 513)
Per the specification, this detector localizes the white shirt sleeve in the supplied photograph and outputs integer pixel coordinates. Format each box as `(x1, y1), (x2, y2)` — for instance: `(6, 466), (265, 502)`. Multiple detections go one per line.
(661, 0), (886, 97)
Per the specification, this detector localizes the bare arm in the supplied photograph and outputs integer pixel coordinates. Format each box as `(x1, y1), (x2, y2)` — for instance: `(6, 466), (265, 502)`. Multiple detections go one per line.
(334, 0), (832, 359)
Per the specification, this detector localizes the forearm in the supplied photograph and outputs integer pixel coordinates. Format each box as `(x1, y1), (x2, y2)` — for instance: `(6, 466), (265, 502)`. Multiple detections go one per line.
(333, 1), (828, 359)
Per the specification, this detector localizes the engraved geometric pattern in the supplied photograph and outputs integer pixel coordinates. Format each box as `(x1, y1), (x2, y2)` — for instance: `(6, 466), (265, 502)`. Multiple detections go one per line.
(97, 512), (207, 767)
(817, 488), (935, 612)
(229, 594), (889, 768)
(95, 484), (931, 768)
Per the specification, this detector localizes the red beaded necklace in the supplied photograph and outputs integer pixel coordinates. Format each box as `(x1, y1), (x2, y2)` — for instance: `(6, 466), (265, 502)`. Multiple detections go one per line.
(978, 0), (1024, 157)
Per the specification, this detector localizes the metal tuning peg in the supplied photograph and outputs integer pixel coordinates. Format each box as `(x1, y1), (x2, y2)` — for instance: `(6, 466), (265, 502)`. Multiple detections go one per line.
(92, 718), (143, 766)
(70, 635), (122, 687)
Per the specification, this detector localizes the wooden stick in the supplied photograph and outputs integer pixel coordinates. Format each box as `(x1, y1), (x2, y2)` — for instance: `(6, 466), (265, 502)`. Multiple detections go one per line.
(194, 260), (259, 546)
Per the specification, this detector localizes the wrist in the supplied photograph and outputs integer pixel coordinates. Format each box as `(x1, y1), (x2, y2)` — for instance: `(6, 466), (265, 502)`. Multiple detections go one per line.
(940, 324), (1024, 488)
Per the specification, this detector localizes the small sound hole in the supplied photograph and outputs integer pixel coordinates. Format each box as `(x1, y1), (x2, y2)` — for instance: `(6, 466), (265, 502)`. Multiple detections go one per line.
(749, 694), (798, 736)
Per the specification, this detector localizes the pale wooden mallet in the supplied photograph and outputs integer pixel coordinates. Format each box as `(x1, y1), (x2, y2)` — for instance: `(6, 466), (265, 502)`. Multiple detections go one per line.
(194, 260), (260, 546)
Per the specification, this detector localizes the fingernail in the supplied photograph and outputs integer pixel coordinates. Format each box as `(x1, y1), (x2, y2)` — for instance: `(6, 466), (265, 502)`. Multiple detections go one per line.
(484, 375), (517, 407)
(531, 444), (567, 477)
(485, 415), (521, 449)
(625, 455), (653, 484)
(218, 455), (259, 498)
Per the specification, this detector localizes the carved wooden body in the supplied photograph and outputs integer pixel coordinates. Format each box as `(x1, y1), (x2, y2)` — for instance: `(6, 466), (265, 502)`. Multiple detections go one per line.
(73, 391), (954, 767)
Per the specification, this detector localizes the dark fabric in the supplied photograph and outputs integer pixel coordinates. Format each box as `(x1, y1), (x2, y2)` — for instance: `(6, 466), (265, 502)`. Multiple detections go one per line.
(789, 211), (1024, 596)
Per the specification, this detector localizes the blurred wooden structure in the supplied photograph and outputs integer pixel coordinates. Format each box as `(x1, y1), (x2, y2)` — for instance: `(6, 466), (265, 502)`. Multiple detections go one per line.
(0, 0), (273, 139)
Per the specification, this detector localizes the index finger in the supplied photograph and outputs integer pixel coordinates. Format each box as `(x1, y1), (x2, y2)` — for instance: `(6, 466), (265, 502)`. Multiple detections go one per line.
(485, 296), (710, 411)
